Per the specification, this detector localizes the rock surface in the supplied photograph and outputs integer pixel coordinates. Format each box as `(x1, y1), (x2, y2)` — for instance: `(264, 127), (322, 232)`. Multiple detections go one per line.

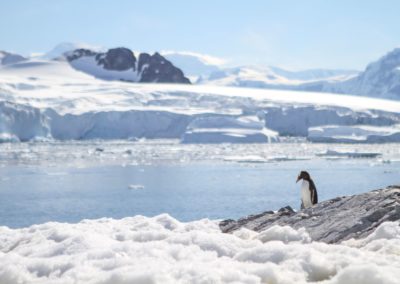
(65, 47), (190, 84)
(220, 185), (400, 243)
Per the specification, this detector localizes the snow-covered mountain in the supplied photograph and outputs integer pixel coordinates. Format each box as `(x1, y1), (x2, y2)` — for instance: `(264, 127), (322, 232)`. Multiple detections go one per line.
(317, 48), (400, 99)
(1, 44), (400, 144)
(1, 57), (400, 144)
(4, 43), (400, 99)
(268, 66), (358, 81)
(160, 51), (358, 86)
(161, 51), (225, 82)
(1, 44), (191, 84)
(65, 47), (190, 84)
(42, 42), (105, 60)
(198, 48), (400, 100)
(0, 51), (27, 65)
(199, 65), (359, 89)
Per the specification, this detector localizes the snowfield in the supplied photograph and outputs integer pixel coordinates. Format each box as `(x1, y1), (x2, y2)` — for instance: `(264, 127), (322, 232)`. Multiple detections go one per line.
(1, 59), (400, 143)
(0, 215), (399, 284)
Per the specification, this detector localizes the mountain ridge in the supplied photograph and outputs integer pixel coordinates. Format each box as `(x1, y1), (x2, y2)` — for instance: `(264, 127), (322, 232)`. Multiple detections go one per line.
(2, 43), (400, 99)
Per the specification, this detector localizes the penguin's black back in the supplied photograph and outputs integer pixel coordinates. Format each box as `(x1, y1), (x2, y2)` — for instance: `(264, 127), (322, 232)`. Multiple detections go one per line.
(309, 179), (318, 204)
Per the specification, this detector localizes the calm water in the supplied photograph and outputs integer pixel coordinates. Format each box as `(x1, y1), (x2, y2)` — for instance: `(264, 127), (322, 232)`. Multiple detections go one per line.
(1, 155), (399, 228)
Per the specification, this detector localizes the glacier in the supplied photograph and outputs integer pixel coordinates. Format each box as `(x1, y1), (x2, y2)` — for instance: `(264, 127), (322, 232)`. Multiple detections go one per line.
(1, 59), (400, 143)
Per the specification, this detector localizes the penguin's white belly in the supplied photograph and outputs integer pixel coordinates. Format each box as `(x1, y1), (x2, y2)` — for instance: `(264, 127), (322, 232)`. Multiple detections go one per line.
(301, 180), (312, 208)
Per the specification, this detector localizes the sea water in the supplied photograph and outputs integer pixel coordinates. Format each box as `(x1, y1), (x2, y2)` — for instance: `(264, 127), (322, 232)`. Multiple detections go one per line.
(0, 140), (399, 228)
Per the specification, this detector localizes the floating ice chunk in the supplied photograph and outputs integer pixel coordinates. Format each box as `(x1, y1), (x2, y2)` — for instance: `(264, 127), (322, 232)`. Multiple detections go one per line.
(128, 184), (145, 190)
(224, 155), (308, 163)
(0, 133), (20, 143)
(223, 155), (268, 163)
(316, 149), (381, 158)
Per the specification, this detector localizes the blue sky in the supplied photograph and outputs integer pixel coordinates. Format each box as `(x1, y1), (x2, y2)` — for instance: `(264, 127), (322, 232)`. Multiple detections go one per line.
(1, 0), (400, 70)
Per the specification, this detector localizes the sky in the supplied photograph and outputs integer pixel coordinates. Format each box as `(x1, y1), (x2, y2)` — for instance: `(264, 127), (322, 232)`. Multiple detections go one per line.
(1, 0), (400, 70)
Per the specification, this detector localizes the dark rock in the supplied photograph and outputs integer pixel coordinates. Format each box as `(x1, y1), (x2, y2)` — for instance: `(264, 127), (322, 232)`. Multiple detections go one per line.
(98, 48), (136, 71)
(139, 52), (190, 84)
(219, 186), (400, 243)
(65, 49), (97, 61)
(66, 47), (190, 84)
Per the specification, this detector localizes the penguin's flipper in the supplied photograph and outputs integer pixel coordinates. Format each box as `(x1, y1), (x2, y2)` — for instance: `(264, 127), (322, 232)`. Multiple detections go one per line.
(310, 179), (318, 204)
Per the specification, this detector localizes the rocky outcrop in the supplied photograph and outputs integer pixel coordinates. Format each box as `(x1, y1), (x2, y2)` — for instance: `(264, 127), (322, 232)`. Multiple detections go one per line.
(66, 47), (190, 84)
(220, 186), (400, 243)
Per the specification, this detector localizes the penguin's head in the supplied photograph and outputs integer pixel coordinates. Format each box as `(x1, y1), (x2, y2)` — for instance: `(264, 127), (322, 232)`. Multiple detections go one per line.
(296, 171), (310, 183)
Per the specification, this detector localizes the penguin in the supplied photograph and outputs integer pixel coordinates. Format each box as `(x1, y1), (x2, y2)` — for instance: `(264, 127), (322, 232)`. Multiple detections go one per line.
(296, 171), (318, 209)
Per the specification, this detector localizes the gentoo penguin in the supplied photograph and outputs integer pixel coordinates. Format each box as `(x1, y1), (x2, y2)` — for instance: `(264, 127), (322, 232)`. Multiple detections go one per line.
(296, 171), (318, 209)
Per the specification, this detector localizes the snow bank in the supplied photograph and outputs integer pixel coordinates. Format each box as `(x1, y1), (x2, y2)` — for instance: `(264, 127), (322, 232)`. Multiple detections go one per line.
(0, 215), (399, 284)
(308, 124), (400, 143)
(69, 56), (142, 82)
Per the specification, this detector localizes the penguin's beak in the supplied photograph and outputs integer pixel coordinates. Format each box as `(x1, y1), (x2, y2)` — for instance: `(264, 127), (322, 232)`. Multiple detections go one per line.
(296, 176), (301, 183)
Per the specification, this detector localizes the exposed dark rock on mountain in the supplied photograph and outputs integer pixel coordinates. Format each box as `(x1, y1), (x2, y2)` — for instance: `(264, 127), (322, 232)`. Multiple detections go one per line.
(97, 48), (136, 71)
(65, 47), (190, 84)
(220, 186), (400, 243)
(64, 49), (97, 61)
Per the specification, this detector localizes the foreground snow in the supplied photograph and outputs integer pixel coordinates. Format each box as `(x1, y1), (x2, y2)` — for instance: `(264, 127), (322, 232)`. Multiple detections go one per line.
(0, 215), (399, 284)
(1, 60), (400, 143)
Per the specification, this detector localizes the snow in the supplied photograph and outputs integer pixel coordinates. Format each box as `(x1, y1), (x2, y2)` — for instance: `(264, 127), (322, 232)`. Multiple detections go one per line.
(42, 42), (105, 60)
(0, 215), (399, 284)
(199, 65), (358, 88)
(162, 51), (226, 81)
(68, 55), (142, 82)
(1, 59), (400, 143)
